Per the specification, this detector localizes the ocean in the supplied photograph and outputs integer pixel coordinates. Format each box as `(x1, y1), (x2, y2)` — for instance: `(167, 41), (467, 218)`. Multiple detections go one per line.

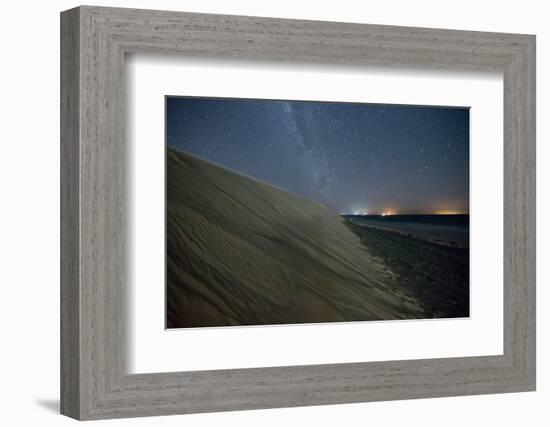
(342, 214), (469, 248)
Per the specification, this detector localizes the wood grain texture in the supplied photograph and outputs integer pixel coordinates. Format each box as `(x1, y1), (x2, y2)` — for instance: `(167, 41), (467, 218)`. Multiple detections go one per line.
(60, 5), (536, 420)
(60, 7), (80, 419)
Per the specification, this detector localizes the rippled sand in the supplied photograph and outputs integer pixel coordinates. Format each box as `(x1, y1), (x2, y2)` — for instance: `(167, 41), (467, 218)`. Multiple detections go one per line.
(166, 147), (424, 328)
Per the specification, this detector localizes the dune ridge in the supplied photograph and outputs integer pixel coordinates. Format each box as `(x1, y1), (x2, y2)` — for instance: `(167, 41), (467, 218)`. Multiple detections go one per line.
(167, 147), (424, 328)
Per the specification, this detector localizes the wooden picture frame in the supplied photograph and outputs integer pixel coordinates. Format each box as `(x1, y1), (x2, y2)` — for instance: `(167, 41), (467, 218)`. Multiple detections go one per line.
(60, 5), (536, 420)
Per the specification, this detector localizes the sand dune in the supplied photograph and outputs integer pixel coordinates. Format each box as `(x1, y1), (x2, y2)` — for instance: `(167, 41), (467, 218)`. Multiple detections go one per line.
(167, 147), (423, 328)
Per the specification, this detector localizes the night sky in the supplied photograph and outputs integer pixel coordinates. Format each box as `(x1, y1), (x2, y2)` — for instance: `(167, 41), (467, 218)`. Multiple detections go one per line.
(166, 97), (469, 215)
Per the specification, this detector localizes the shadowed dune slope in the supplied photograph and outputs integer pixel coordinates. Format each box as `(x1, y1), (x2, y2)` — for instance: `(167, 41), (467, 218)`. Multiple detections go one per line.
(167, 147), (423, 328)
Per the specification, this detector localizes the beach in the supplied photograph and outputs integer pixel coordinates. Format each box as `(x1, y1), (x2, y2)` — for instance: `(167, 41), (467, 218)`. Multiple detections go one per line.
(344, 214), (469, 249)
(343, 219), (469, 318)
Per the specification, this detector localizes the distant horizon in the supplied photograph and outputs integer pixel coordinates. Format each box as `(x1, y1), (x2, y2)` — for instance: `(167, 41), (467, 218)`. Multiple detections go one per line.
(167, 96), (469, 214)
(341, 212), (469, 216)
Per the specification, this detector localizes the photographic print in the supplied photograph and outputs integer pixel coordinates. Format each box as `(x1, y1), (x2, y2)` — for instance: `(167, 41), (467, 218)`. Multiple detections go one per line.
(166, 96), (469, 329)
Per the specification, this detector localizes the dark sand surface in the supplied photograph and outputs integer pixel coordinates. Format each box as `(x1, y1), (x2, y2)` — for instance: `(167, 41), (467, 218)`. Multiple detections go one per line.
(343, 220), (469, 318)
(166, 147), (424, 328)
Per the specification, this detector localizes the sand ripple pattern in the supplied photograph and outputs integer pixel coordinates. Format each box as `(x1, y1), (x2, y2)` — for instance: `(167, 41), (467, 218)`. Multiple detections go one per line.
(167, 148), (423, 328)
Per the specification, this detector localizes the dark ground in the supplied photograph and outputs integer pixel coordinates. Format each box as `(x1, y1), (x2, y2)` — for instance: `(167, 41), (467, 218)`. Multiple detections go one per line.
(344, 220), (470, 318)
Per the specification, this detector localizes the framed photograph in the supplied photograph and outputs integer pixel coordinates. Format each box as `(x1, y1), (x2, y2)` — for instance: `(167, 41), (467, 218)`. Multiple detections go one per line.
(165, 96), (470, 329)
(60, 6), (536, 420)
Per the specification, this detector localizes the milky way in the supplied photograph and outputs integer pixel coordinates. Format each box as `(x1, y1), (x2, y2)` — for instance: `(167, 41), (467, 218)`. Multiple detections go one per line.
(166, 96), (469, 214)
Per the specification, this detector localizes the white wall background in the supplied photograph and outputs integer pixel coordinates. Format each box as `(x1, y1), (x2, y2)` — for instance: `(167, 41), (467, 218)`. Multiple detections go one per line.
(0, 0), (546, 425)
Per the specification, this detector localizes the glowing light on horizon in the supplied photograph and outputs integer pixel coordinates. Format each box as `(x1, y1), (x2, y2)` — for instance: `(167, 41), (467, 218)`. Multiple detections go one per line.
(435, 210), (461, 215)
(344, 208), (465, 216)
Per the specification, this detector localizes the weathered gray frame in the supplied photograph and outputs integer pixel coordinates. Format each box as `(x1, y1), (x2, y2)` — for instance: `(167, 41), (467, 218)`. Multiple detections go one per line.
(60, 5), (536, 420)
